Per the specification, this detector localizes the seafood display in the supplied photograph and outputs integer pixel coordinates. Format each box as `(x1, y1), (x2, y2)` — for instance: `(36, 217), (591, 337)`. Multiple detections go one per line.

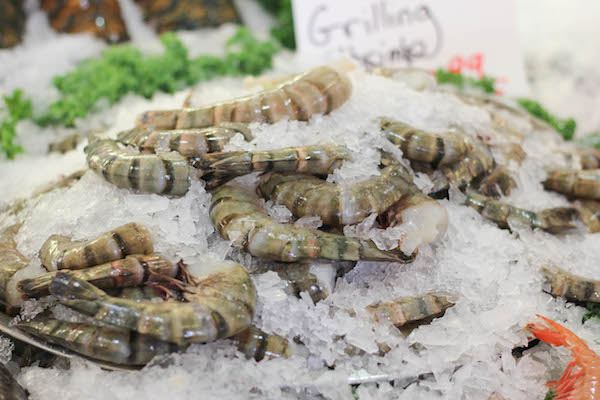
(40, 0), (129, 43)
(3, 62), (600, 399)
(134, 0), (240, 33)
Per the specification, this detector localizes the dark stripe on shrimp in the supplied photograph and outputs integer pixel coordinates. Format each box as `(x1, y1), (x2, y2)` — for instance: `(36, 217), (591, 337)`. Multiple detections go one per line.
(162, 159), (175, 194)
(210, 311), (230, 339)
(128, 158), (140, 190)
(112, 232), (128, 257)
(84, 247), (97, 268)
(583, 281), (597, 301)
(170, 133), (182, 153)
(254, 333), (268, 362)
(431, 137), (445, 169)
(101, 154), (118, 181)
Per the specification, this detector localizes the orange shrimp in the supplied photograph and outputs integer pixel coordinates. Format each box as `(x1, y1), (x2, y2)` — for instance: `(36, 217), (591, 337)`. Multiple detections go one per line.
(525, 315), (600, 400)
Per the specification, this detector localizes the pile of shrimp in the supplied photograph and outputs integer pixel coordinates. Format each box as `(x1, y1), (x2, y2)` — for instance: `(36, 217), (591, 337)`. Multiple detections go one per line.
(3, 64), (600, 399)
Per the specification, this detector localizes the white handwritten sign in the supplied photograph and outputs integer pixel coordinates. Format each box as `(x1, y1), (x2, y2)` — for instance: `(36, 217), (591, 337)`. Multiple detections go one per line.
(292, 0), (529, 95)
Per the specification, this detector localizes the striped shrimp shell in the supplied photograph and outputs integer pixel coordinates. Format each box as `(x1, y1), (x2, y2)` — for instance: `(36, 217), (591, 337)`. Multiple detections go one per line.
(85, 137), (195, 196)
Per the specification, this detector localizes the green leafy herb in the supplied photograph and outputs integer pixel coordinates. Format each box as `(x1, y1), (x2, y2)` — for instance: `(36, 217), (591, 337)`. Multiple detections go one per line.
(544, 388), (557, 400)
(35, 28), (278, 127)
(582, 302), (600, 323)
(517, 98), (576, 141)
(0, 89), (32, 159)
(435, 68), (496, 94)
(255, 0), (295, 49)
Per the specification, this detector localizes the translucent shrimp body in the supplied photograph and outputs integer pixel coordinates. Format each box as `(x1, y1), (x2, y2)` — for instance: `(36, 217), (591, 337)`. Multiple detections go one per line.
(526, 315), (600, 400)
(49, 262), (256, 345)
(577, 200), (600, 233)
(367, 292), (455, 328)
(129, 66), (352, 132)
(19, 317), (178, 366)
(431, 139), (495, 192)
(210, 186), (416, 263)
(85, 137), (195, 196)
(0, 225), (29, 310)
(464, 191), (577, 233)
(198, 145), (351, 189)
(39, 222), (154, 271)
(117, 124), (253, 159)
(231, 326), (292, 361)
(18, 254), (177, 299)
(544, 168), (600, 200)
(541, 266), (600, 303)
(477, 167), (517, 198)
(380, 118), (470, 167)
(258, 166), (415, 225)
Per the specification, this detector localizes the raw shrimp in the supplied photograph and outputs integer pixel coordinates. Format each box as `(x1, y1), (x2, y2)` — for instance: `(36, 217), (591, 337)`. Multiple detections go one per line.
(526, 315), (600, 399)
(117, 123), (253, 159)
(430, 139), (495, 192)
(477, 167), (517, 198)
(129, 66), (352, 132)
(367, 292), (455, 328)
(85, 137), (196, 196)
(48, 134), (80, 154)
(39, 222), (154, 271)
(0, 224), (29, 311)
(49, 261), (256, 345)
(210, 186), (416, 263)
(464, 191), (577, 233)
(258, 165), (417, 225)
(577, 147), (600, 170)
(577, 200), (600, 233)
(540, 266), (600, 303)
(544, 168), (600, 200)
(18, 317), (179, 366)
(231, 325), (291, 361)
(18, 254), (177, 299)
(379, 118), (470, 167)
(197, 145), (351, 189)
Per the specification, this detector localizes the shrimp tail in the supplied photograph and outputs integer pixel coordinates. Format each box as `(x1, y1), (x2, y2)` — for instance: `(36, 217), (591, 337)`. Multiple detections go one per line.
(50, 272), (103, 300)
